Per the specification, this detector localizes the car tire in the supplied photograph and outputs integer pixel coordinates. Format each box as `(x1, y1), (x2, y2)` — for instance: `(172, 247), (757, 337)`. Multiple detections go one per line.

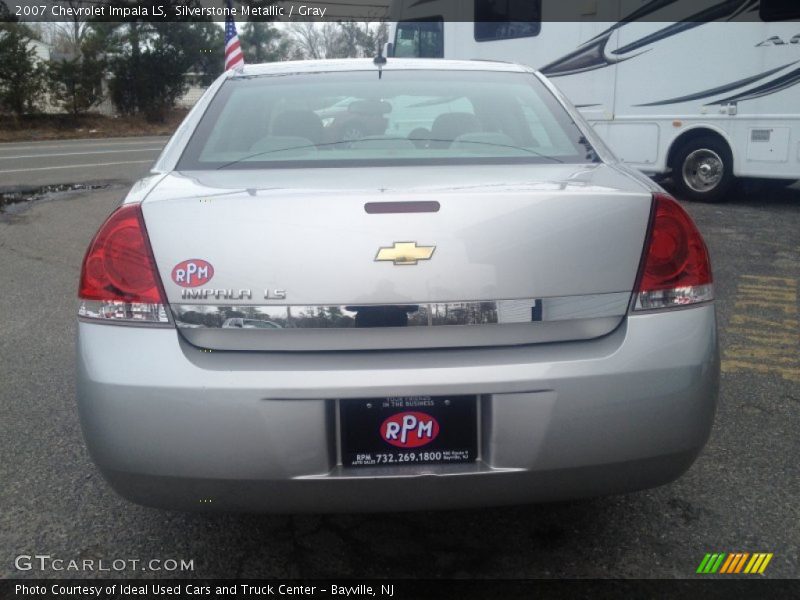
(670, 136), (734, 203)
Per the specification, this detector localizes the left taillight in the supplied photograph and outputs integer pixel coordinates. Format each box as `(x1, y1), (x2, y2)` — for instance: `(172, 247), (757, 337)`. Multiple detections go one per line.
(78, 203), (170, 324)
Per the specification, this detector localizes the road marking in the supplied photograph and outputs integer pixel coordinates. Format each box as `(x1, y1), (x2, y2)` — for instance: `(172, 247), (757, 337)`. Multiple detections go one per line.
(0, 147), (163, 160)
(0, 139), (167, 152)
(0, 160), (153, 174)
(722, 275), (799, 382)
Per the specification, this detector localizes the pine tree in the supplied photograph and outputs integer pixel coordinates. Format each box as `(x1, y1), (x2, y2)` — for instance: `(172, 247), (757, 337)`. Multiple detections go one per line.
(0, 23), (45, 116)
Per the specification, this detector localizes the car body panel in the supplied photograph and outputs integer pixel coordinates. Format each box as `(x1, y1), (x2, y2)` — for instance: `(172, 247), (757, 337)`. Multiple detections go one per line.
(77, 304), (718, 512)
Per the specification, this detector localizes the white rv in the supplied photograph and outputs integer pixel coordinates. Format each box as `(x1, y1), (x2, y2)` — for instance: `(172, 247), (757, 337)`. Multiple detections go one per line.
(387, 0), (800, 201)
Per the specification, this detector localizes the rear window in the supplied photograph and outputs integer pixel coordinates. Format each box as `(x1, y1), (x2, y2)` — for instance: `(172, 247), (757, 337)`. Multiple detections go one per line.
(178, 69), (597, 170)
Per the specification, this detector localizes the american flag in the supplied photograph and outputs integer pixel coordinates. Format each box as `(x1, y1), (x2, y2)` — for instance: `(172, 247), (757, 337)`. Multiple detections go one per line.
(224, 0), (244, 71)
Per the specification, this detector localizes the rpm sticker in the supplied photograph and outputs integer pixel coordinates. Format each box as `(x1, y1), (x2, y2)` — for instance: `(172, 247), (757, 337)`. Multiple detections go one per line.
(172, 259), (214, 287)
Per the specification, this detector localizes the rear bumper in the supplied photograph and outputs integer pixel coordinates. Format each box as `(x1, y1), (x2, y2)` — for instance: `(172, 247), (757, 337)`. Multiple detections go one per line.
(76, 305), (719, 513)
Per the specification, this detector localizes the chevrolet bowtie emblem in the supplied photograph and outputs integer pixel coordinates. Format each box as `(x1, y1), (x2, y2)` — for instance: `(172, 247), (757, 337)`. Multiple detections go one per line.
(375, 242), (436, 265)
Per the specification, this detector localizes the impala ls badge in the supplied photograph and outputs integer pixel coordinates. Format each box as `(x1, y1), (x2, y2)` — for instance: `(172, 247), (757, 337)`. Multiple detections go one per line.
(375, 242), (436, 265)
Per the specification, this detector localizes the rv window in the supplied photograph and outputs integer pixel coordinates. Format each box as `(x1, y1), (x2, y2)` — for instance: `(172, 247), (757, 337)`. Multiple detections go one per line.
(760, 0), (800, 21)
(474, 0), (541, 42)
(393, 20), (444, 58)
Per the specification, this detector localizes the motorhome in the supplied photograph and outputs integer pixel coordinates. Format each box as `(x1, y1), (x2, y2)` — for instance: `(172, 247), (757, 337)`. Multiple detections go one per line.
(387, 0), (800, 201)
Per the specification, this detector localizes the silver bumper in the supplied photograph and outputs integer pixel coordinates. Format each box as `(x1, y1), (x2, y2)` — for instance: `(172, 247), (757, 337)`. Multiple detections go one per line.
(76, 305), (719, 512)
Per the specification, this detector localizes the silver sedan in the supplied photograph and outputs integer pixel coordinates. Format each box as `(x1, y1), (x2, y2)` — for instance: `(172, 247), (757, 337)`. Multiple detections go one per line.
(76, 59), (718, 512)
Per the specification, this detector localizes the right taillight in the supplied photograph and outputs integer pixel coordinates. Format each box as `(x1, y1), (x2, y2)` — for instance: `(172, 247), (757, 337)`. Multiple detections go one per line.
(633, 193), (713, 311)
(78, 203), (170, 325)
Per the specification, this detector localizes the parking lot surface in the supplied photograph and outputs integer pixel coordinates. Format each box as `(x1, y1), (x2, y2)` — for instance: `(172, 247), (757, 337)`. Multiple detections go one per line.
(0, 166), (797, 579)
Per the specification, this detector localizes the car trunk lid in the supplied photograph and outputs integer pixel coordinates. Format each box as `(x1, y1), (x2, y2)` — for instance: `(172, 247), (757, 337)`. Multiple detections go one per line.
(142, 164), (651, 351)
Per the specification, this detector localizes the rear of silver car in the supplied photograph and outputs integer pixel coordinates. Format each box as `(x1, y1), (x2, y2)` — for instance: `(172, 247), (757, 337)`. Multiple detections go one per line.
(76, 60), (718, 512)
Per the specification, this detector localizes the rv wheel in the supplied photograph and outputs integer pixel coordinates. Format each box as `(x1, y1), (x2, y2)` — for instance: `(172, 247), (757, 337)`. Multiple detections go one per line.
(671, 136), (734, 202)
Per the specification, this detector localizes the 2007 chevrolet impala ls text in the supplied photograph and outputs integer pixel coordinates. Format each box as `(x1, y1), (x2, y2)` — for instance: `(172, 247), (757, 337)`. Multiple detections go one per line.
(76, 58), (719, 512)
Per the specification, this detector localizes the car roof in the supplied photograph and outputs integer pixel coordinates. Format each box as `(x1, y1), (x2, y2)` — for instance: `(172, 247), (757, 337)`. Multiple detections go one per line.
(232, 58), (534, 78)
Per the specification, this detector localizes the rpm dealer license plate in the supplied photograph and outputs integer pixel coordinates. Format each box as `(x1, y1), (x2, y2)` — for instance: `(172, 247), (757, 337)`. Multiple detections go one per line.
(339, 396), (477, 468)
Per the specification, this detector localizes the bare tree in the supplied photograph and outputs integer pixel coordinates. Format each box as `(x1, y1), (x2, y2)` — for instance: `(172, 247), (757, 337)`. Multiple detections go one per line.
(320, 22), (345, 57)
(288, 22), (323, 59)
(48, 1), (94, 59)
(289, 22), (391, 60)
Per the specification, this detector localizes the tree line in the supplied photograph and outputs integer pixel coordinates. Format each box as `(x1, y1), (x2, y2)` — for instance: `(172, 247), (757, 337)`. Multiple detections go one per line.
(0, 0), (388, 122)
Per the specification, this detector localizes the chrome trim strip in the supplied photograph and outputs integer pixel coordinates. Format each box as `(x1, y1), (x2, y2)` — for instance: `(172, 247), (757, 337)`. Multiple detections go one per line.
(171, 293), (631, 330)
(179, 317), (623, 352)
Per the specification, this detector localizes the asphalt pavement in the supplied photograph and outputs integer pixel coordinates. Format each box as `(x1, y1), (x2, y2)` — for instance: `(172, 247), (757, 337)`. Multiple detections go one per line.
(0, 157), (798, 580)
(0, 137), (166, 188)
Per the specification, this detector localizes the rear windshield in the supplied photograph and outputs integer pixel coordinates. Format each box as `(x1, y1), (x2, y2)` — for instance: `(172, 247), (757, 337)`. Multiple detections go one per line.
(178, 69), (598, 170)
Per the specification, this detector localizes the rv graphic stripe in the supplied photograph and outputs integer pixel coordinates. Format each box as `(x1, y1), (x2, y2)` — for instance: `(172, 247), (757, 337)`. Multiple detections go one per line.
(612, 0), (758, 56)
(713, 67), (800, 105)
(635, 62), (799, 107)
(542, 0), (762, 78)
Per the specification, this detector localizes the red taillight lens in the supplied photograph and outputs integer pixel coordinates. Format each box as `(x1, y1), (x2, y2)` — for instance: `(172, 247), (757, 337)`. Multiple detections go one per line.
(78, 204), (169, 323)
(634, 193), (713, 310)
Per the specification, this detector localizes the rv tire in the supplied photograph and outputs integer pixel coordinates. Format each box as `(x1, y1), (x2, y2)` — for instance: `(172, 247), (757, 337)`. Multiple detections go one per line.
(671, 136), (734, 203)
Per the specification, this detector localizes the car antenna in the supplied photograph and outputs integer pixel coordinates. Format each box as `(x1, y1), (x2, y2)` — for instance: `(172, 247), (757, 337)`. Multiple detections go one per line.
(373, 46), (386, 79)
